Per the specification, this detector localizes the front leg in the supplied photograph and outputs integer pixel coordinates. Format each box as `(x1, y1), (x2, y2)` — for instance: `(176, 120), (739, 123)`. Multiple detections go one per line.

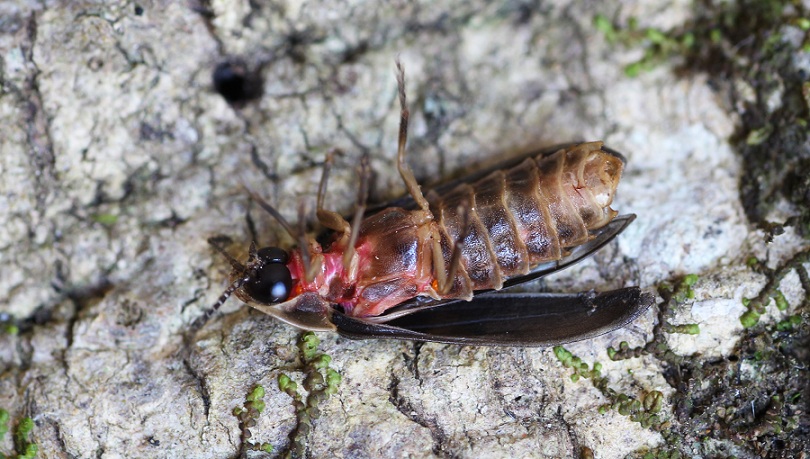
(316, 149), (352, 235)
(316, 149), (371, 275)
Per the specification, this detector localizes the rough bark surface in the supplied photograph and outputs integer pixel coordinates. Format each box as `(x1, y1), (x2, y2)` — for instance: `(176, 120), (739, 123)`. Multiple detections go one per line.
(0, 1), (806, 458)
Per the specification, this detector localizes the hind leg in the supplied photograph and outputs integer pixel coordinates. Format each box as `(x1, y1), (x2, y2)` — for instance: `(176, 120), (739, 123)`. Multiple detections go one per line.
(394, 61), (432, 214)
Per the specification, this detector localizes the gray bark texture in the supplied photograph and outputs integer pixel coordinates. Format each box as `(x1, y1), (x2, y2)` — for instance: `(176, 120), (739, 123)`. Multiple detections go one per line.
(1, 1), (807, 458)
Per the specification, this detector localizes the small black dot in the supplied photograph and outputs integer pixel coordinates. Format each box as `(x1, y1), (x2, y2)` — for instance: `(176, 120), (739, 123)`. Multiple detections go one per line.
(212, 61), (263, 105)
(134, 4), (144, 15)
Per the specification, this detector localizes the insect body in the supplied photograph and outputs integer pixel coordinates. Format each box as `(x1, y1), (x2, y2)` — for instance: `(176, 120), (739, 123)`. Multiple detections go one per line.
(209, 63), (652, 346)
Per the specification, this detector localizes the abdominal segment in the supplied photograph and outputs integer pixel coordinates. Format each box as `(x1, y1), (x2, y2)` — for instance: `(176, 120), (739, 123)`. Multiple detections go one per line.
(343, 142), (623, 318)
(428, 142), (623, 294)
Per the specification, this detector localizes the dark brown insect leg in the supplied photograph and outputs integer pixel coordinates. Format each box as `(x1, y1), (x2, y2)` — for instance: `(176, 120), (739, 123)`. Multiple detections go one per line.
(246, 186), (321, 282)
(246, 188), (320, 281)
(297, 201), (321, 283)
(316, 149), (352, 234)
(343, 153), (371, 270)
(245, 188), (298, 242)
(437, 202), (470, 295)
(395, 60), (431, 214)
(315, 149), (371, 273)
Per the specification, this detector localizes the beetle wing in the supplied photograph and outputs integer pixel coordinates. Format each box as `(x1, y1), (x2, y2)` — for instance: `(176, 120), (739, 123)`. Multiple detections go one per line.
(331, 287), (654, 346)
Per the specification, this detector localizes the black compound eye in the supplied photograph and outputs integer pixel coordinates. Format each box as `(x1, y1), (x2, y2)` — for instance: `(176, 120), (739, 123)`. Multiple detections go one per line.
(244, 262), (292, 304)
(257, 247), (288, 264)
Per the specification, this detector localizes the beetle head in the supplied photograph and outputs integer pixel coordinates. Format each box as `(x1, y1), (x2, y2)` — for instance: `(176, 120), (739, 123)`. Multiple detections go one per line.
(234, 246), (293, 305)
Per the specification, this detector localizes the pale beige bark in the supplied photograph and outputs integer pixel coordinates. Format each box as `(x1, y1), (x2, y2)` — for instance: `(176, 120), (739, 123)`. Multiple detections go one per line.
(0, 1), (802, 458)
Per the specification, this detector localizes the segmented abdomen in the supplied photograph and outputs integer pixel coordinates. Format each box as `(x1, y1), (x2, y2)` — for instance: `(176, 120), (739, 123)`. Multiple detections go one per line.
(427, 141), (623, 297)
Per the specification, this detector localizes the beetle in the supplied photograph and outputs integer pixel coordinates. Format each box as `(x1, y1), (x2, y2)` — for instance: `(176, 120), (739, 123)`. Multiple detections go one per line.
(207, 62), (652, 346)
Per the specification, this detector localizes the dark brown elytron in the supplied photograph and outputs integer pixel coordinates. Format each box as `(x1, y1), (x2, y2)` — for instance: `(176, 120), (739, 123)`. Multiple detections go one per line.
(208, 63), (652, 346)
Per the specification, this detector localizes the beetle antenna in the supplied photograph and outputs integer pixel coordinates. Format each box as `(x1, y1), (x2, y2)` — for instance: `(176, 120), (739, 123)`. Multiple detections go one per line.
(207, 237), (247, 272)
(247, 240), (259, 262)
(206, 274), (250, 320)
(244, 187), (298, 243)
(198, 240), (260, 330)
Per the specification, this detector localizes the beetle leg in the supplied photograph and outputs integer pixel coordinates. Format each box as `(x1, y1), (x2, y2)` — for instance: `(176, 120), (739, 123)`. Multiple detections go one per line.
(435, 202), (470, 295)
(395, 60), (431, 215)
(315, 150), (371, 274)
(314, 148), (359, 278)
(297, 201), (323, 283)
(343, 153), (371, 271)
(245, 188), (297, 242)
(316, 149), (352, 235)
(245, 189), (321, 282)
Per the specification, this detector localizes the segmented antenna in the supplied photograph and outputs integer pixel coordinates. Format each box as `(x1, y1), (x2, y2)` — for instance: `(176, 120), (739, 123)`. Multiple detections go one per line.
(203, 273), (251, 322)
(195, 238), (257, 330)
(208, 237), (247, 271)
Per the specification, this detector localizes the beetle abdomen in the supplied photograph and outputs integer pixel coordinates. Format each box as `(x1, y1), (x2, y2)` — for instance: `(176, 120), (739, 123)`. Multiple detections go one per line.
(429, 141), (623, 293)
